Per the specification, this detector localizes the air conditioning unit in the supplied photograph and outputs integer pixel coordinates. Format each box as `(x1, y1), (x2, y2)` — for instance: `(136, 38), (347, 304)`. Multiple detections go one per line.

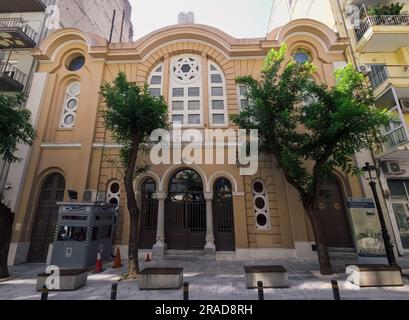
(82, 190), (106, 203)
(400, 99), (409, 113)
(358, 65), (372, 75)
(382, 162), (406, 175)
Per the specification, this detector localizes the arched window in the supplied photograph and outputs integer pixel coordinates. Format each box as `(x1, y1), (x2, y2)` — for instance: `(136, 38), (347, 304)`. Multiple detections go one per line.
(148, 63), (163, 97)
(59, 82), (81, 128)
(291, 48), (312, 64)
(169, 55), (203, 126)
(208, 62), (227, 126)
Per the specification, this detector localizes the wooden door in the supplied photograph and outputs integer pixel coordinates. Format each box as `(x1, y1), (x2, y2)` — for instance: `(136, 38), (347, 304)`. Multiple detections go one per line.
(318, 179), (353, 248)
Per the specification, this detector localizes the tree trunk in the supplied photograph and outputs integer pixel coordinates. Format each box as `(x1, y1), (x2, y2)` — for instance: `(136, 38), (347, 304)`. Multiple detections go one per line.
(0, 202), (14, 279)
(124, 138), (141, 278)
(307, 208), (334, 275)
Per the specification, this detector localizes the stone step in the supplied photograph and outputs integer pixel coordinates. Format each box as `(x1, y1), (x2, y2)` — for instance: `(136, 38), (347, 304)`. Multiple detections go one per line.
(164, 255), (212, 261)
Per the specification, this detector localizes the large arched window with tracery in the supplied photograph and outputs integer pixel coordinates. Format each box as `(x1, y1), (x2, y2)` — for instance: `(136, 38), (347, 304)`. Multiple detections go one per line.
(169, 55), (203, 127)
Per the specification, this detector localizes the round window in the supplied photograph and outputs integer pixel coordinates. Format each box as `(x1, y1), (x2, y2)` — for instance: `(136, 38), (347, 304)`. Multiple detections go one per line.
(64, 114), (75, 125)
(109, 198), (119, 205)
(110, 182), (120, 194)
(255, 197), (265, 210)
(67, 99), (78, 110)
(69, 83), (81, 95)
(256, 214), (267, 227)
(253, 181), (264, 194)
(67, 56), (85, 71)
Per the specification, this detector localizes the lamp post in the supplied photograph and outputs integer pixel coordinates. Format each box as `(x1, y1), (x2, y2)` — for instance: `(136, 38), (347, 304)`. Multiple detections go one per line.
(362, 162), (398, 267)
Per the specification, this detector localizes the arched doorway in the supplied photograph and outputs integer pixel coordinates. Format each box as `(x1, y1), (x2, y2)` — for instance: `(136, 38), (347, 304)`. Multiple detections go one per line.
(317, 177), (354, 248)
(165, 169), (206, 250)
(139, 178), (158, 249)
(213, 178), (235, 251)
(28, 173), (66, 262)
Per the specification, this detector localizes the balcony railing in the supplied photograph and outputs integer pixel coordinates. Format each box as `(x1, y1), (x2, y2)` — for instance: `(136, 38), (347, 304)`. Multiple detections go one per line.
(368, 65), (389, 90)
(0, 62), (27, 87)
(0, 17), (37, 42)
(355, 15), (409, 41)
(367, 65), (409, 91)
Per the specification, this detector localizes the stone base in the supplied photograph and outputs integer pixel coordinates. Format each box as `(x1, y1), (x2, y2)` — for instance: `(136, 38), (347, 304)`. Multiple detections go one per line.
(139, 268), (183, 290)
(36, 269), (88, 291)
(152, 241), (167, 258)
(346, 265), (403, 287)
(244, 265), (289, 289)
(204, 242), (216, 255)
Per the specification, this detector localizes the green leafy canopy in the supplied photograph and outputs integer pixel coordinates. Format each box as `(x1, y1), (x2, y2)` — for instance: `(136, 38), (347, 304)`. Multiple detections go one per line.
(231, 45), (390, 204)
(0, 92), (36, 163)
(100, 72), (169, 165)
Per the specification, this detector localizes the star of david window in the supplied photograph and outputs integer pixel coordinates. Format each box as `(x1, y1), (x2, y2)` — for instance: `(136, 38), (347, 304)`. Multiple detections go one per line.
(171, 56), (201, 83)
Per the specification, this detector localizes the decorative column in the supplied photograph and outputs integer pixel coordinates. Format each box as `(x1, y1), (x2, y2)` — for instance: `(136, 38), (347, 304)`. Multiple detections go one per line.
(204, 192), (216, 255)
(152, 192), (167, 258)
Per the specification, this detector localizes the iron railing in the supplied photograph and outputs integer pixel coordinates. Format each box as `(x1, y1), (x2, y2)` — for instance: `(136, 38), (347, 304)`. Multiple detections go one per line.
(367, 65), (409, 90)
(0, 17), (37, 42)
(0, 62), (27, 86)
(368, 65), (389, 89)
(355, 15), (409, 41)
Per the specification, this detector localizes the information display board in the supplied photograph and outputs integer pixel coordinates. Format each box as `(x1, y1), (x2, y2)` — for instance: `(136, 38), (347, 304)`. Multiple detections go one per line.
(347, 198), (386, 259)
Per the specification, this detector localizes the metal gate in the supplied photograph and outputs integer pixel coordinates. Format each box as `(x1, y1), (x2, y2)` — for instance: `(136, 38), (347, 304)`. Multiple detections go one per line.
(213, 178), (235, 251)
(139, 178), (158, 249)
(165, 195), (206, 250)
(28, 173), (65, 262)
(165, 169), (206, 250)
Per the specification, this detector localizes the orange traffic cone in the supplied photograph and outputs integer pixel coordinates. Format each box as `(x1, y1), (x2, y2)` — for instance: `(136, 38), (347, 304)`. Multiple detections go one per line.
(144, 252), (151, 262)
(95, 251), (103, 273)
(112, 247), (123, 269)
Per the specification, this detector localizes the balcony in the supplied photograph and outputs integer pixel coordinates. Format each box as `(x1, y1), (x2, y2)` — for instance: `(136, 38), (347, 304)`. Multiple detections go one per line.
(354, 15), (409, 52)
(0, 62), (27, 91)
(367, 65), (409, 97)
(0, 0), (48, 13)
(0, 18), (38, 48)
(374, 88), (409, 160)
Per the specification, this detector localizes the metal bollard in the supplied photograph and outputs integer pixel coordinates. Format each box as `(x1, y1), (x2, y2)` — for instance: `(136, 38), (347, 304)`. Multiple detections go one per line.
(257, 281), (264, 300)
(110, 283), (118, 300)
(183, 282), (189, 301)
(331, 280), (340, 301)
(41, 285), (49, 301)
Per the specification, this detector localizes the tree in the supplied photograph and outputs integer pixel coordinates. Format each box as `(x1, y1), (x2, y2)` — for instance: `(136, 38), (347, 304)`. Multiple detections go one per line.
(101, 72), (169, 278)
(231, 46), (390, 274)
(0, 92), (36, 279)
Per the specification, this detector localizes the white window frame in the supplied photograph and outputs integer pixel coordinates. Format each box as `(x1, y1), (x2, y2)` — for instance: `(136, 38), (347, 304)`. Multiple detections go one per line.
(59, 81), (81, 128)
(169, 54), (203, 128)
(236, 84), (249, 111)
(148, 63), (164, 97)
(208, 62), (228, 127)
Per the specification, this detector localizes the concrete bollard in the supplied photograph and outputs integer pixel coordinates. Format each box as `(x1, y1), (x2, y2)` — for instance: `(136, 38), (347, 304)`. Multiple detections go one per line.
(41, 285), (49, 300)
(110, 283), (118, 300)
(183, 282), (189, 300)
(331, 279), (340, 300)
(257, 281), (264, 300)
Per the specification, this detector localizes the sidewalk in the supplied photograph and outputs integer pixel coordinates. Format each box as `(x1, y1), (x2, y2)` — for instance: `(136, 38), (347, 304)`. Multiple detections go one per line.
(1, 256), (409, 300)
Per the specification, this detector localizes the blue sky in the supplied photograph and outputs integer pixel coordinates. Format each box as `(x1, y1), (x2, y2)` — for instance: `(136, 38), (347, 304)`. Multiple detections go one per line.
(130, 0), (273, 40)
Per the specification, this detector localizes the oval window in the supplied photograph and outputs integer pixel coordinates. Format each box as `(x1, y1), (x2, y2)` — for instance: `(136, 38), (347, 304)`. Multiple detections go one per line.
(67, 56), (85, 71)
